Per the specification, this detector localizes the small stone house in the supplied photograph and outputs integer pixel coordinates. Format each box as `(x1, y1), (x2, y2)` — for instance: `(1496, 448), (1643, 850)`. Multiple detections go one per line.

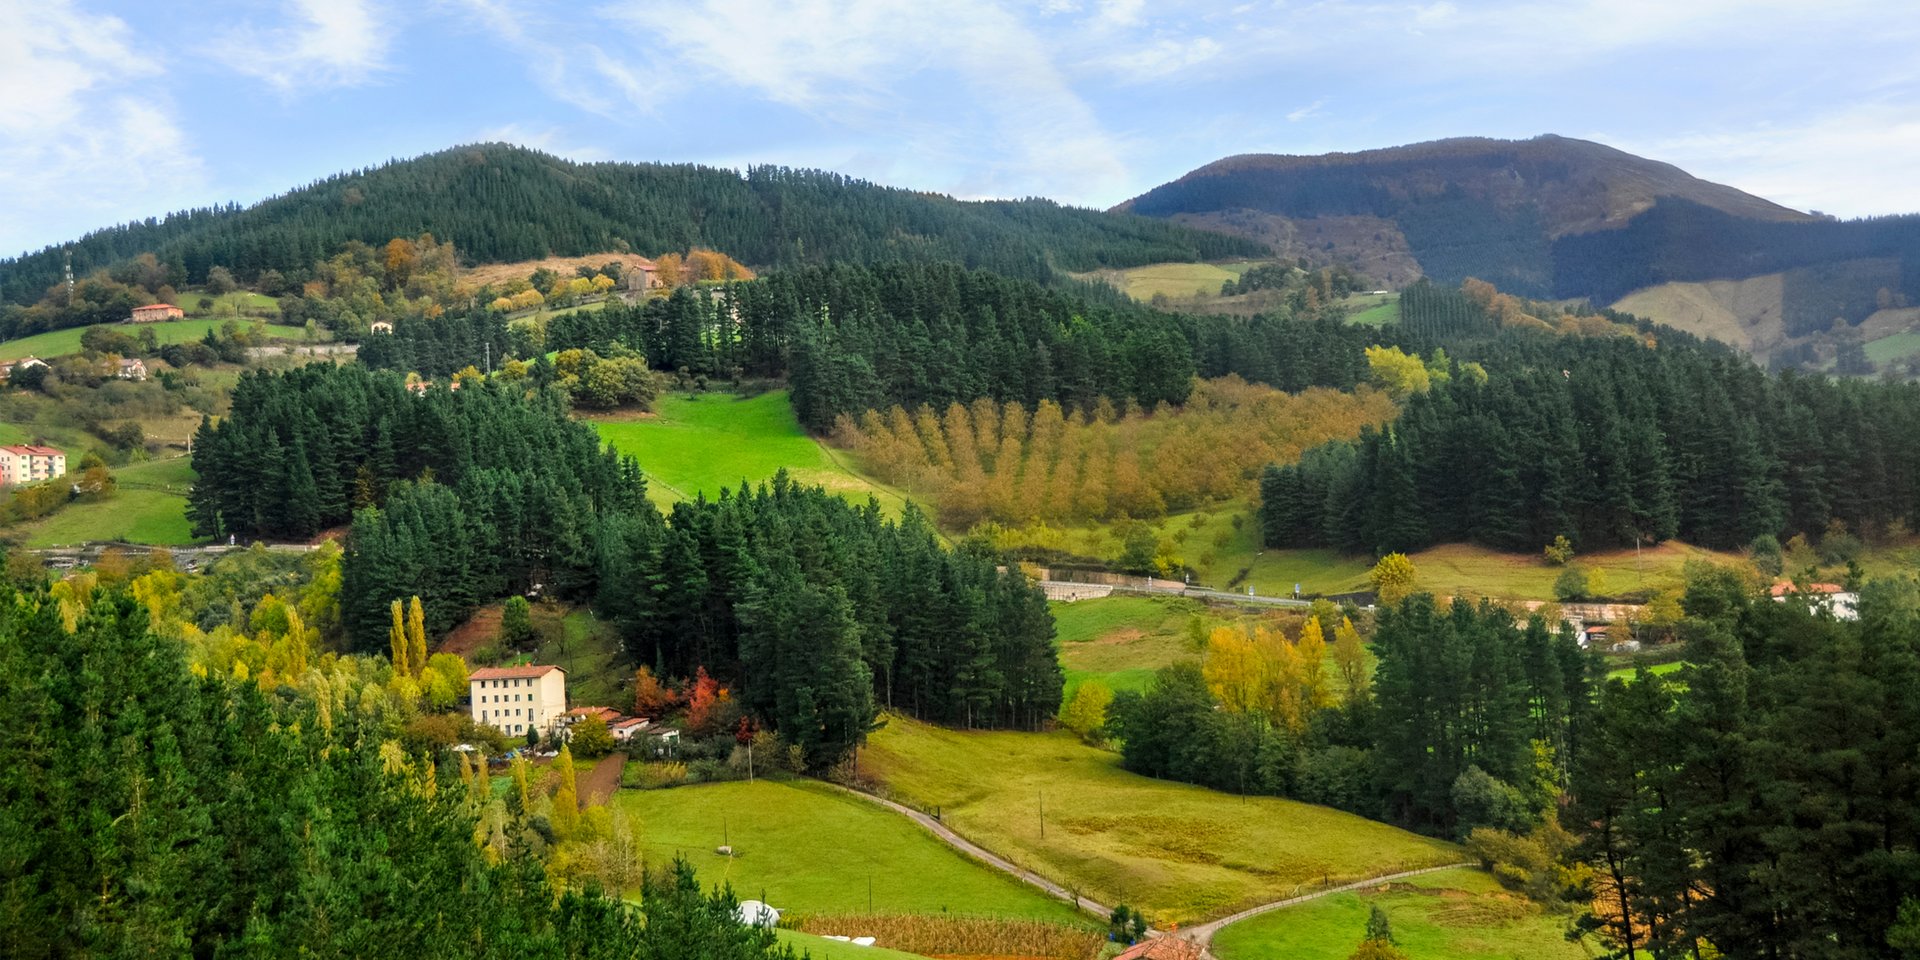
(130, 303), (185, 323)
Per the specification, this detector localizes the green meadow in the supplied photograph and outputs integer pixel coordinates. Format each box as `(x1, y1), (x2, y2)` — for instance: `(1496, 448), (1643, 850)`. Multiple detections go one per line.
(0, 319), (308, 362)
(590, 391), (912, 514)
(611, 779), (1088, 922)
(12, 457), (198, 547)
(1211, 866), (1590, 960)
(860, 715), (1459, 925)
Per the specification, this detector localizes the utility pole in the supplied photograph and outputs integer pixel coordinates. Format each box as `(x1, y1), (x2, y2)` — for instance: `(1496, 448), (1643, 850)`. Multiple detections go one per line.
(1037, 790), (1045, 840)
(63, 248), (74, 300)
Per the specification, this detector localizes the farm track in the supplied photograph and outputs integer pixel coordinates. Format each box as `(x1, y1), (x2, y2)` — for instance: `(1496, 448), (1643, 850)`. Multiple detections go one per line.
(578, 752), (628, 807)
(826, 782), (1470, 957)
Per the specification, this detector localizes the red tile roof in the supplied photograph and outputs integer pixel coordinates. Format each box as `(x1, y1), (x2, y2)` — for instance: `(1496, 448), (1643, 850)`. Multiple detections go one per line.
(469, 664), (564, 681)
(1770, 581), (1847, 597)
(134, 303), (179, 310)
(0, 445), (63, 456)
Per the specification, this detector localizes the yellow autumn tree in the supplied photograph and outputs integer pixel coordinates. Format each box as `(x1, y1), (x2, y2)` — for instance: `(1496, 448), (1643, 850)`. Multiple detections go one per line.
(1332, 617), (1370, 704)
(550, 744), (581, 840)
(1296, 617), (1333, 712)
(1059, 680), (1113, 743)
(1204, 626), (1264, 715)
(1257, 626), (1306, 734)
(407, 596), (428, 679)
(1370, 553), (1419, 606)
(388, 599), (410, 676)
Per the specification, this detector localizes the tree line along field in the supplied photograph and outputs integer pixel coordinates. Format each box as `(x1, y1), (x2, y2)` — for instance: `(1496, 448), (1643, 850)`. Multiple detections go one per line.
(590, 390), (912, 515)
(857, 714), (1460, 925)
(611, 779), (1089, 924)
(1210, 867), (1589, 960)
(0, 318), (308, 362)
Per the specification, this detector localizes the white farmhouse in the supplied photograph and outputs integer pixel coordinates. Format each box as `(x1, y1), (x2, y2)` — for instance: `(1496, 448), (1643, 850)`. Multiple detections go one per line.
(469, 664), (568, 739)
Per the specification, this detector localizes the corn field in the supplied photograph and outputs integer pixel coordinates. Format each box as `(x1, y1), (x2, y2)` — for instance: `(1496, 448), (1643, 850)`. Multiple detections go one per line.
(795, 915), (1103, 960)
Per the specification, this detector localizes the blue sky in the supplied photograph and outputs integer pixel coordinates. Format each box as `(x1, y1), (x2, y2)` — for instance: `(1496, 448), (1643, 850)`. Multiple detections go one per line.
(4, 0), (1919, 257)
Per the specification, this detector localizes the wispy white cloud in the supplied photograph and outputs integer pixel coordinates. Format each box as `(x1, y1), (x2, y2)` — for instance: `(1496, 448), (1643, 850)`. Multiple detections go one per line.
(453, 0), (661, 119)
(0, 0), (204, 254)
(583, 0), (1134, 203)
(220, 0), (393, 91)
(1287, 99), (1327, 122)
(1089, 36), (1222, 81)
(476, 123), (612, 162)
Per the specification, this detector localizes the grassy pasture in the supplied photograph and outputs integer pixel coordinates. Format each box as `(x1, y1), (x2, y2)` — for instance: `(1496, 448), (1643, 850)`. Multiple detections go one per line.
(528, 607), (630, 708)
(1210, 866), (1589, 960)
(611, 779), (1088, 923)
(1405, 541), (1740, 600)
(1003, 501), (1374, 598)
(1052, 594), (1368, 698)
(1865, 330), (1920, 365)
(1072, 262), (1259, 302)
(590, 391), (911, 514)
(175, 290), (281, 317)
(0, 319), (307, 362)
(12, 457), (198, 547)
(1346, 293), (1400, 326)
(859, 715), (1460, 925)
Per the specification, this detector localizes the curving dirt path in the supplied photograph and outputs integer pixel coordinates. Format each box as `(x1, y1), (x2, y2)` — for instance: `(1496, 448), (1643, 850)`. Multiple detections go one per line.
(825, 783), (1115, 917)
(827, 782), (1470, 957)
(1172, 862), (1472, 949)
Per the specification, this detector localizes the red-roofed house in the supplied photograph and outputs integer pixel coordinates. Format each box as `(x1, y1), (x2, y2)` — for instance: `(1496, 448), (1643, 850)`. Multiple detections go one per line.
(469, 664), (568, 738)
(563, 705), (622, 726)
(130, 303), (185, 323)
(0, 445), (66, 486)
(1770, 581), (1859, 621)
(609, 717), (651, 742)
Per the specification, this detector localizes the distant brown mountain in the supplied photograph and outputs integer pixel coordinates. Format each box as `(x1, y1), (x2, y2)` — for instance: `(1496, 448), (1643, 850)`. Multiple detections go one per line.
(1115, 135), (1815, 296)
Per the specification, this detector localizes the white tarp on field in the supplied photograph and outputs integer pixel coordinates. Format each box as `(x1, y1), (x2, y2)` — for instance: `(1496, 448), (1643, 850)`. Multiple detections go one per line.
(736, 900), (780, 927)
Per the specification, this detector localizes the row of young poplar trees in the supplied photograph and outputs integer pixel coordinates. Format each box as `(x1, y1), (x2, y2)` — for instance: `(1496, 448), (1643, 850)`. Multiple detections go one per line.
(189, 364), (1061, 766)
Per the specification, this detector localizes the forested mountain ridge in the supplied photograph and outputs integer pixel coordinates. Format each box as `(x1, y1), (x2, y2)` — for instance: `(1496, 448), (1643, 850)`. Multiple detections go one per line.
(1120, 135), (1920, 370)
(0, 142), (1259, 304)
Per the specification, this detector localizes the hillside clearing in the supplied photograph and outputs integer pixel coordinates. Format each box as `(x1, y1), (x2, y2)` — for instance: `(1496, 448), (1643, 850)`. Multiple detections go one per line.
(859, 715), (1460, 925)
(11, 457), (198, 547)
(1210, 866), (1589, 960)
(611, 779), (1089, 923)
(590, 391), (912, 515)
(0, 319), (308, 362)
(1071, 261), (1258, 302)
(1346, 293), (1400, 326)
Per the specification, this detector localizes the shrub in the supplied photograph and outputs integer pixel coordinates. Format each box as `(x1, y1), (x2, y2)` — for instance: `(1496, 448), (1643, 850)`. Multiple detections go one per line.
(1542, 535), (1575, 566)
(1369, 553), (1418, 605)
(1450, 765), (1533, 836)
(499, 596), (534, 648)
(570, 714), (615, 758)
(1748, 534), (1784, 577)
(1552, 565), (1589, 602)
